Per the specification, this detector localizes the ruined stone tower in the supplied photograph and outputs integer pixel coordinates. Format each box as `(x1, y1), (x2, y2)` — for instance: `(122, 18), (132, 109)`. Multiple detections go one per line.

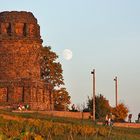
(0, 11), (51, 110)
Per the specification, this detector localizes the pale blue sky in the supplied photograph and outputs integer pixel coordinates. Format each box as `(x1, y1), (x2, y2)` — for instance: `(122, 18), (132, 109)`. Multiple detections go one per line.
(1, 0), (140, 121)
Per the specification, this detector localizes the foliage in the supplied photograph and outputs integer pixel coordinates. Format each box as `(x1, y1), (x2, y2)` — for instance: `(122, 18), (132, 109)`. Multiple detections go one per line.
(112, 103), (129, 122)
(87, 94), (111, 120)
(40, 46), (71, 110)
(53, 88), (71, 111)
(95, 94), (111, 120)
(40, 46), (64, 89)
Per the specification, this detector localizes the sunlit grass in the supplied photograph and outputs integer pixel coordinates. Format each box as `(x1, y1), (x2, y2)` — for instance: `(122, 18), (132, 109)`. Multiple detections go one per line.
(0, 109), (140, 140)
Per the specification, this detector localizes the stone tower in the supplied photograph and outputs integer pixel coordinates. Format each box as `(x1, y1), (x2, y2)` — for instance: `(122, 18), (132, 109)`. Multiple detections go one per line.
(0, 11), (51, 110)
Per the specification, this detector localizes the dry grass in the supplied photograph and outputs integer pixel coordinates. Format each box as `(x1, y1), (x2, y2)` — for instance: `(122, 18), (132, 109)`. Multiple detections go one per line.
(0, 109), (140, 140)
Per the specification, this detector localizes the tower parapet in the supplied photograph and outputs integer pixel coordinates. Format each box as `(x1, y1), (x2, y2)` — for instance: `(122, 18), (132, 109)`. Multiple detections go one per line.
(0, 11), (41, 42)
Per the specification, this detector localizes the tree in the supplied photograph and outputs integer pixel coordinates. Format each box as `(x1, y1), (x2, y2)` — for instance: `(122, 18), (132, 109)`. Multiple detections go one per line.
(40, 46), (64, 89)
(87, 94), (111, 120)
(53, 88), (71, 111)
(111, 103), (129, 122)
(40, 46), (70, 110)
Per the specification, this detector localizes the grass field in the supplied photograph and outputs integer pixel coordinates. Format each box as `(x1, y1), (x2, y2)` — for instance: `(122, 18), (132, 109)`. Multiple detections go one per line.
(0, 109), (140, 140)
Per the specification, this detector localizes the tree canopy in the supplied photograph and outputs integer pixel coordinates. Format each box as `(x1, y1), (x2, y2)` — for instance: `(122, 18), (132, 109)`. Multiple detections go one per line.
(53, 88), (71, 111)
(40, 46), (71, 110)
(112, 103), (129, 122)
(87, 94), (111, 120)
(40, 46), (64, 89)
(87, 94), (129, 122)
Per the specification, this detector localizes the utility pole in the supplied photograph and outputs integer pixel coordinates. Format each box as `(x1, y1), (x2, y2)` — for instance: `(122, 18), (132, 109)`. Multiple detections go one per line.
(114, 76), (118, 107)
(91, 69), (96, 121)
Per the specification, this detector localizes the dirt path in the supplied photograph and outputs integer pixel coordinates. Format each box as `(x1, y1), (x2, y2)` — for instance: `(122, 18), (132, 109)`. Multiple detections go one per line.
(114, 122), (140, 128)
(97, 122), (140, 128)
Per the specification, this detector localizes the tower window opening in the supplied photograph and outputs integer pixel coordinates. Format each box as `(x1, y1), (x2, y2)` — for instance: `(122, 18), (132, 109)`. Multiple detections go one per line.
(23, 23), (27, 36)
(7, 23), (11, 36)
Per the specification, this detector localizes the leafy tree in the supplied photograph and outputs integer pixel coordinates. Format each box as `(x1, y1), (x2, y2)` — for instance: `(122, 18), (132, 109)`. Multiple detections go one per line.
(40, 46), (64, 89)
(111, 103), (129, 122)
(53, 88), (71, 111)
(40, 46), (69, 110)
(87, 94), (111, 120)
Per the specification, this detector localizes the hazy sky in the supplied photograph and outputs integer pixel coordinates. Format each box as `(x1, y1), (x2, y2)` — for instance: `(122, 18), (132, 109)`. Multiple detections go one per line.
(1, 0), (140, 121)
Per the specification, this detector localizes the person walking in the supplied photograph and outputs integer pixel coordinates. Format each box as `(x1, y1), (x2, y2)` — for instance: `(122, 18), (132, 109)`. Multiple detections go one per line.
(105, 114), (109, 125)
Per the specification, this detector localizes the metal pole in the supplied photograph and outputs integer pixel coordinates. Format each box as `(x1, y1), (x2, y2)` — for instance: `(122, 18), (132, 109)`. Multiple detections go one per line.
(91, 69), (95, 121)
(114, 76), (118, 107)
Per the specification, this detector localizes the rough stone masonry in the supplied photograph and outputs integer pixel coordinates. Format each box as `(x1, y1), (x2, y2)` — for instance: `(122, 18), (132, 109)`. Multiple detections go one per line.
(0, 11), (51, 110)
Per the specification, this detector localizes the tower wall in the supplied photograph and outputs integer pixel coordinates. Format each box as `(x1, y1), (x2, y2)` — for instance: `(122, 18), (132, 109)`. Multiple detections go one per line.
(0, 11), (51, 110)
(0, 11), (41, 80)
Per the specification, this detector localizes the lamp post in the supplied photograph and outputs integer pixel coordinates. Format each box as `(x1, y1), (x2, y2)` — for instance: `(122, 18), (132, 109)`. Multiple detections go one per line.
(114, 76), (118, 107)
(91, 69), (96, 121)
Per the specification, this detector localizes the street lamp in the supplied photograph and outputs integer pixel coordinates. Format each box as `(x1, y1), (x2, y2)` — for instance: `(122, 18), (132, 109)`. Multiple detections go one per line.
(91, 69), (96, 121)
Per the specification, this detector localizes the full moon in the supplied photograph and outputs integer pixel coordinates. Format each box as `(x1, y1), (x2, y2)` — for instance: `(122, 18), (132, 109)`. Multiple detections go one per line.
(63, 49), (73, 60)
